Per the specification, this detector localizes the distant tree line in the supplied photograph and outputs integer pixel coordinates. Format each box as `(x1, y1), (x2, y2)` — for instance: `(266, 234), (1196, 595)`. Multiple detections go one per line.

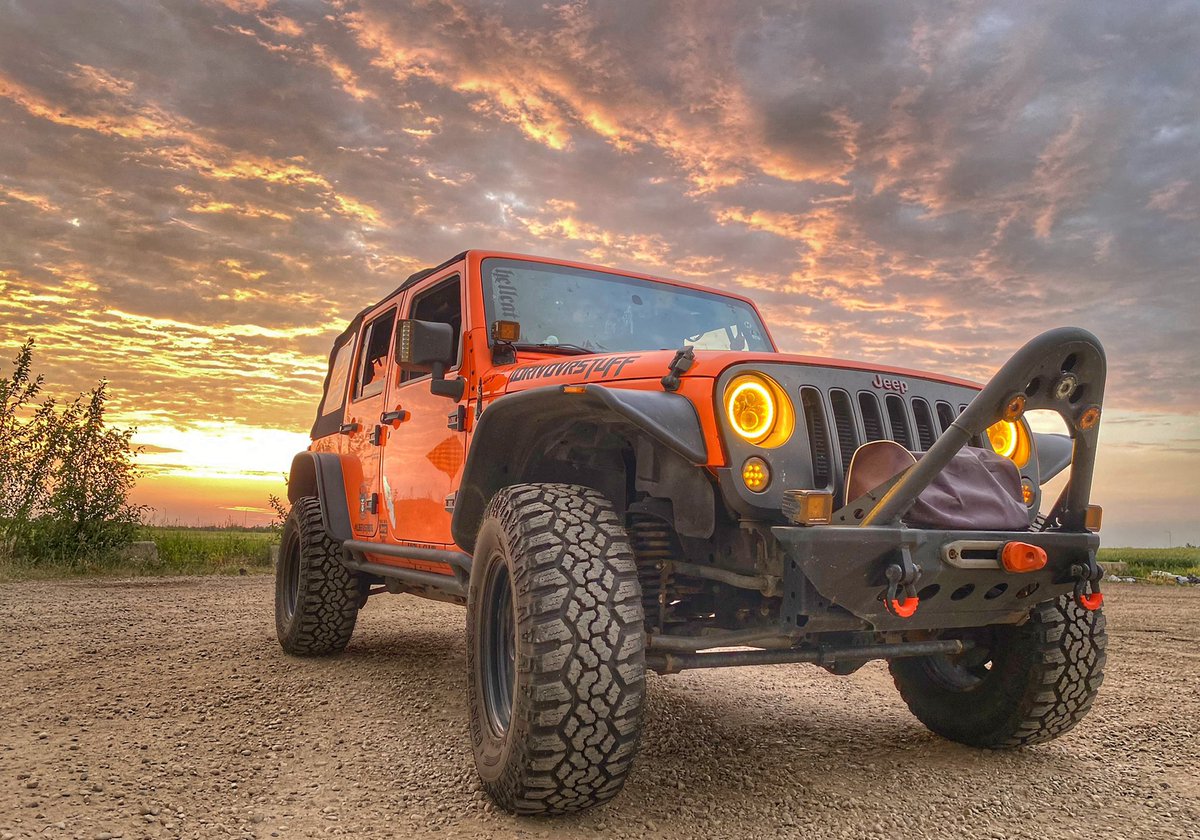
(0, 340), (147, 563)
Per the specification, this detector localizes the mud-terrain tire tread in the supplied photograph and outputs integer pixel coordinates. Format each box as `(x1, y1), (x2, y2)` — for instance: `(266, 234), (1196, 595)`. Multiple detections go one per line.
(467, 483), (646, 815)
(275, 496), (359, 656)
(890, 595), (1106, 747)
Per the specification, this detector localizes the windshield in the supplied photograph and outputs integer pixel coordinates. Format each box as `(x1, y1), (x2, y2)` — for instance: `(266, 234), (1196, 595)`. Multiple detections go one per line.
(482, 258), (773, 354)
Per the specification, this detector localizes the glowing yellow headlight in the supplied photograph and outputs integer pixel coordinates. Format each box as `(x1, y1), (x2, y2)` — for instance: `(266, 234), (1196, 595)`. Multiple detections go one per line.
(723, 374), (795, 448)
(986, 419), (1031, 468)
(727, 378), (775, 443)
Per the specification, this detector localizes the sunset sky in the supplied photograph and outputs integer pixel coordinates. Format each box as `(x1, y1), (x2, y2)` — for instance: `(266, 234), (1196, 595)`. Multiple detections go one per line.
(1, 0), (1197, 546)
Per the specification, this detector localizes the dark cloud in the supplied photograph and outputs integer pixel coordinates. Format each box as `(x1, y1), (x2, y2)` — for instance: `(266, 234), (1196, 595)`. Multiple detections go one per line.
(0, 0), (1197, 525)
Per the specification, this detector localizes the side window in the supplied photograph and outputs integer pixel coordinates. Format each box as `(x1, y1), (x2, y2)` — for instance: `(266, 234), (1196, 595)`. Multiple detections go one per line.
(355, 309), (396, 399)
(403, 276), (462, 382)
(319, 339), (355, 415)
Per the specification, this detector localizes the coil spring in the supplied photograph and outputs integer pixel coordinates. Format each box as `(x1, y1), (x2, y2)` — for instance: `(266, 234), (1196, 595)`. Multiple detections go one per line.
(628, 515), (674, 632)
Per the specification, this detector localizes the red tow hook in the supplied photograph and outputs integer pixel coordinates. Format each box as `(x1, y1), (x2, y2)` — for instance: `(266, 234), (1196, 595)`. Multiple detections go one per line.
(889, 596), (919, 618)
(1072, 556), (1104, 611)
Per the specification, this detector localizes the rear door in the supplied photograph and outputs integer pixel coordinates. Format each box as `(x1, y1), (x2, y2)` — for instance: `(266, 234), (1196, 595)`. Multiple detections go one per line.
(342, 303), (398, 538)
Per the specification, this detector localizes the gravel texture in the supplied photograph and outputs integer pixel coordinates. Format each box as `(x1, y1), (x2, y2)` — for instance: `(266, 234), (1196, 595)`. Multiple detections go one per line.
(1, 577), (1197, 839)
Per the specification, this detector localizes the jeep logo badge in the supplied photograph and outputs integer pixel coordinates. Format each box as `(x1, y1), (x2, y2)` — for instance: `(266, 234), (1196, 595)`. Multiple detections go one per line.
(872, 373), (908, 394)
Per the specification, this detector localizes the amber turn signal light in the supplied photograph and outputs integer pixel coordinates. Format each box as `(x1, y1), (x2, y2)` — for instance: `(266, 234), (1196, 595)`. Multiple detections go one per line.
(1001, 541), (1048, 573)
(1077, 404), (1101, 431)
(491, 319), (521, 343)
(781, 489), (833, 525)
(1021, 479), (1035, 507)
(1085, 505), (1103, 532)
(741, 457), (771, 492)
(1002, 393), (1026, 422)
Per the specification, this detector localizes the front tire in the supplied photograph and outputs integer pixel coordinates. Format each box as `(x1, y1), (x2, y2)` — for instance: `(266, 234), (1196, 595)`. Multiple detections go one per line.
(890, 595), (1106, 747)
(275, 496), (360, 655)
(466, 483), (646, 815)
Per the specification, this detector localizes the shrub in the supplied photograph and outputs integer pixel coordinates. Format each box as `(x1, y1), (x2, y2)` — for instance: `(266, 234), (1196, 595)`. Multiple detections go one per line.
(0, 339), (148, 564)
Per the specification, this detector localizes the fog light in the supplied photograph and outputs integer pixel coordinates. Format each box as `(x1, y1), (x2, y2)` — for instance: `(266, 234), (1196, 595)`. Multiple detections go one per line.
(491, 319), (521, 342)
(741, 457), (770, 492)
(782, 489), (833, 526)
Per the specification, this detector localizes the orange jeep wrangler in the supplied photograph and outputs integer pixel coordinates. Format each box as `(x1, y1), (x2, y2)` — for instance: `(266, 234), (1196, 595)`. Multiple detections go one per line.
(276, 250), (1107, 814)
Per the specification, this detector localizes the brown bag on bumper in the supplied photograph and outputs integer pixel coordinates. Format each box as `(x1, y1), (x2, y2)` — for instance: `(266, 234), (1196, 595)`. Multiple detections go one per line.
(846, 441), (1031, 531)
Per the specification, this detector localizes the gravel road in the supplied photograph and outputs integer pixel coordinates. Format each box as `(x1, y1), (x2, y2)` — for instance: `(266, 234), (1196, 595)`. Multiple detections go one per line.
(2, 577), (1197, 840)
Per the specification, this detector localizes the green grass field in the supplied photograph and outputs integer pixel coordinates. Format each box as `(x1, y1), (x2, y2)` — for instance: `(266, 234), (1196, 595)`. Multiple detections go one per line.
(147, 527), (276, 574)
(2, 526), (1195, 582)
(1098, 547), (1200, 578)
(0, 526), (276, 580)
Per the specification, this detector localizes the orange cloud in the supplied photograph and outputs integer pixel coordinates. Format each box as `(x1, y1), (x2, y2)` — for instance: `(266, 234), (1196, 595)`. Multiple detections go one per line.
(0, 69), (382, 225)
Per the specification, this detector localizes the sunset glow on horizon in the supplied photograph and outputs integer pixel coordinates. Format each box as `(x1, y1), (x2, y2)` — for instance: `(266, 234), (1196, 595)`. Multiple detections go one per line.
(2, 1), (1197, 545)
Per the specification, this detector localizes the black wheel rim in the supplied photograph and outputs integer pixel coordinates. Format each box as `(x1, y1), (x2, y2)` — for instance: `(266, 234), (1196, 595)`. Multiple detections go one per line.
(481, 552), (516, 738)
(280, 529), (301, 622)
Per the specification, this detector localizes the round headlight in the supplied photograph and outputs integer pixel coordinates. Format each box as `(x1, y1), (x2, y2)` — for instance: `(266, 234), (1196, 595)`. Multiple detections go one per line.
(726, 377), (775, 443)
(986, 419), (1031, 468)
(723, 373), (794, 447)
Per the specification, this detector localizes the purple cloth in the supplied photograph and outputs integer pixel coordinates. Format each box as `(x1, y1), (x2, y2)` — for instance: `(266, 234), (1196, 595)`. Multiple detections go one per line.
(905, 446), (1031, 531)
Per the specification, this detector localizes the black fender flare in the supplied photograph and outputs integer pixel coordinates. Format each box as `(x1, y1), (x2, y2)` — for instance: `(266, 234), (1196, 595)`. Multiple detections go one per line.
(287, 451), (355, 543)
(450, 384), (708, 552)
(1033, 432), (1073, 484)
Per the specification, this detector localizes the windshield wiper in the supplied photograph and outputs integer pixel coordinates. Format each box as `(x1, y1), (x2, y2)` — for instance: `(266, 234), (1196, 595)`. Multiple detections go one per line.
(514, 342), (599, 356)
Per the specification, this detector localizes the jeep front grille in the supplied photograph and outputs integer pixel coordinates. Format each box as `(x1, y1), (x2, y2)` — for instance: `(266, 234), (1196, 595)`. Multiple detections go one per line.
(829, 389), (857, 477)
(800, 387), (832, 489)
(858, 392), (884, 441)
(798, 381), (980, 506)
(885, 394), (913, 449)
(912, 398), (937, 450)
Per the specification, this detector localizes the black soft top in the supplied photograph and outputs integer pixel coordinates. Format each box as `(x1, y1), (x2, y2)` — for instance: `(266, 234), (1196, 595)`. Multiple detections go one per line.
(309, 251), (467, 438)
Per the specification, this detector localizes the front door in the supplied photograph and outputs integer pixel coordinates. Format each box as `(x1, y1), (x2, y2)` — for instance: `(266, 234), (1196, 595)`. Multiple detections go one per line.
(379, 270), (466, 549)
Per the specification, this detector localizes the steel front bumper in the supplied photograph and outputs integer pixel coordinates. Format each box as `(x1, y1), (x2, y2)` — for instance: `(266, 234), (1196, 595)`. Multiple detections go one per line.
(774, 525), (1100, 632)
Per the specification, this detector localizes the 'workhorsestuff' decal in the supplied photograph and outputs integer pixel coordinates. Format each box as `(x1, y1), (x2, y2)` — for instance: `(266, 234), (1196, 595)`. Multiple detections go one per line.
(508, 354), (640, 383)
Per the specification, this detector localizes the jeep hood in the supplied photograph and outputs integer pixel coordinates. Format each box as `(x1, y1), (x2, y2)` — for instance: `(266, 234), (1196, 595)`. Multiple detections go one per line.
(494, 349), (981, 394)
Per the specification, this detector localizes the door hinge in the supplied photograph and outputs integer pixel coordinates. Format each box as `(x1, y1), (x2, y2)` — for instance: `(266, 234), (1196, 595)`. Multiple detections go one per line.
(444, 492), (457, 513)
(359, 492), (378, 515)
(369, 424), (385, 446)
(447, 405), (467, 431)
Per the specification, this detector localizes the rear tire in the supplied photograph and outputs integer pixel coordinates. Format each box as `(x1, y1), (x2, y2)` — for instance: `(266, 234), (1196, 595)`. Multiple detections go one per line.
(275, 496), (360, 655)
(466, 483), (646, 815)
(890, 595), (1106, 747)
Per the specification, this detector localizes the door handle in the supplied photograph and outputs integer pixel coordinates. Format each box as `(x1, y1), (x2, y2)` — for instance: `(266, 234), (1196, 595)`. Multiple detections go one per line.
(380, 409), (409, 426)
(338, 422), (359, 435)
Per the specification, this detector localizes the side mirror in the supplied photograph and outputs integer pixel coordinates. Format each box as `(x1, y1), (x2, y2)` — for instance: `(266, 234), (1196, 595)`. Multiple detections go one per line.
(394, 319), (464, 400)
